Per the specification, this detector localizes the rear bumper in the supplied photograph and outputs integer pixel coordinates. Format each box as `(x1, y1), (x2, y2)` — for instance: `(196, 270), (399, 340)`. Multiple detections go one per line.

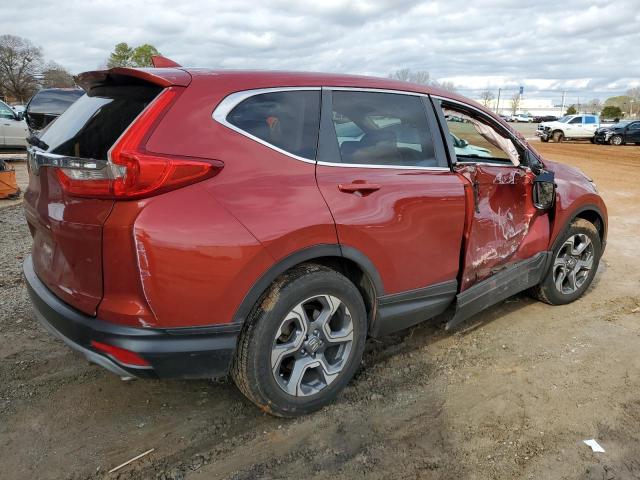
(23, 255), (240, 379)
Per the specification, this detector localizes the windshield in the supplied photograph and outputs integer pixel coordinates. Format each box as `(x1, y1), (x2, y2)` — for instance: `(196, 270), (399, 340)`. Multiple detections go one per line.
(557, 116), (572, 123)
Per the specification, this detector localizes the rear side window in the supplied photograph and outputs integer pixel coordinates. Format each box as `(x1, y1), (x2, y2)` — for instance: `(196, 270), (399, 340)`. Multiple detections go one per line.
(226, 91), (320, 159)
(584, 116), (597, 124)
(330, 91), (438, 167)
(39, 85), (161, 160)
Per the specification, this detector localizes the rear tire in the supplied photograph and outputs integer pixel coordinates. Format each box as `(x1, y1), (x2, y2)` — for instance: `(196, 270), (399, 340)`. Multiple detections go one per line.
(552, 131), (564, 143)
(231, 264), (367, 417)
(530, 219), (601, 305)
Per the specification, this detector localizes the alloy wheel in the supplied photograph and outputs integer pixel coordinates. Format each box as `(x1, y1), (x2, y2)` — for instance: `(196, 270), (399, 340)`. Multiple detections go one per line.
(552, 234), (594, 295)
(271, 295), (354, 397)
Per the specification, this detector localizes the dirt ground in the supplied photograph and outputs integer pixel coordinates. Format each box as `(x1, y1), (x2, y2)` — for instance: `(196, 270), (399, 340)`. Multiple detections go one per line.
(1, 141), (639, 480)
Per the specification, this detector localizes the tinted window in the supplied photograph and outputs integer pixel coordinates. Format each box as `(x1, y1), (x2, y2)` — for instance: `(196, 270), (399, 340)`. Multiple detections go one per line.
(569, 117), (583, 124)
(584, 116), (596, 124)
(27, 89), (84, 115)
(227, 91), (320, 159)
(39, 84), (161, 161)
(330, 91), (438, 167)
(629, 122), (640, 130)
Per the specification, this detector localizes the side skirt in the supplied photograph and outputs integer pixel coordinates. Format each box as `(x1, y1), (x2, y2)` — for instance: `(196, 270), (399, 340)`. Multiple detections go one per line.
(446, 251), (552, 330)
(371, 280), (458, 337)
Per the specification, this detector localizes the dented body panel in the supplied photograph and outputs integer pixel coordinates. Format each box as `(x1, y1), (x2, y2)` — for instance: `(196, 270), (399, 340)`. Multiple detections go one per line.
(455, 164), (550, 291)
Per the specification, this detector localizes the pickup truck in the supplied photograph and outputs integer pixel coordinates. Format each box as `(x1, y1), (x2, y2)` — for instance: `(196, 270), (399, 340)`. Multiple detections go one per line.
(536, 114), (599, 142)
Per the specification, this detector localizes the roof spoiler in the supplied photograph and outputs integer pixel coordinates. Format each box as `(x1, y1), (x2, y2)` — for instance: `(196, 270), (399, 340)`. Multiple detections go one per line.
(75, 65), (190, 91)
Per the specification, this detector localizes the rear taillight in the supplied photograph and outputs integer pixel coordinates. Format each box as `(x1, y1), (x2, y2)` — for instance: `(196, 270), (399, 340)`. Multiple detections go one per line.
(55, 87), (223, 199)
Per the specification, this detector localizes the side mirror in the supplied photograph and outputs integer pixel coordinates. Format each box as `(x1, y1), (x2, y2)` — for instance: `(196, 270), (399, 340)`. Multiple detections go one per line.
(459, 139), (469, 147)
(533, 170), (556, 210)
(16, 112), (24, 121)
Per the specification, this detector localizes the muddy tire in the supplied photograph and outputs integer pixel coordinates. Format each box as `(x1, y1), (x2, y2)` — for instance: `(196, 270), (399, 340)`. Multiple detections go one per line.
(231, 264), (367, 417)
(552, 131), (564, 143)
(530, 219), (601, 305)
(541, 136), (549, 143)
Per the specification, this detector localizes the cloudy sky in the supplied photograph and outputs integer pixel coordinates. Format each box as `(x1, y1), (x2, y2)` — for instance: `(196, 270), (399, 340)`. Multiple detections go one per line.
(2, 0), (639, 102)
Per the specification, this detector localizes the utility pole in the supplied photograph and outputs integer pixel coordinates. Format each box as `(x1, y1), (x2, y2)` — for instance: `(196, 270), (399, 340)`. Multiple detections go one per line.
(561, 91), (566, 114)
(495, 88), (501, 114)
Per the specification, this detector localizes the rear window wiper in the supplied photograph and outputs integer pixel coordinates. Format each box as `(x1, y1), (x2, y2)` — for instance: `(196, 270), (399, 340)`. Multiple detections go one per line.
(27, 135), (49, 151)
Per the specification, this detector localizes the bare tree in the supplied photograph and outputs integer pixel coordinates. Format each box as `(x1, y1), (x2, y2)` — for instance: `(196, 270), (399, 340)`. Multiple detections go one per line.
(0, 35), (43, 103)
(42, 62), (75, 88)
(480, 89), (495, 107)
(389, 69), (430, 85)
(435, 80), (457, 93)
(510, 93), (521, 115)
(627, 86), (640, 102)
(585, 98), (602, 114)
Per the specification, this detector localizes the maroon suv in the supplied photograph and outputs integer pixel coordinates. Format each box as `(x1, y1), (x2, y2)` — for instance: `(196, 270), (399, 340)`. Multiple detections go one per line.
(23, 59), (607, 416)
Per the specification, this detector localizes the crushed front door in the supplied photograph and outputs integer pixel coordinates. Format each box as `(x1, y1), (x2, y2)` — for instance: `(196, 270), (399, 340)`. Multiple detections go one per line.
(456, 164), (551, 292)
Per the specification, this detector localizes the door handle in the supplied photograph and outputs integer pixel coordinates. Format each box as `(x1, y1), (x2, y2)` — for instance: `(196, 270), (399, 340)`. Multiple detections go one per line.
(338, 183), (382, 194)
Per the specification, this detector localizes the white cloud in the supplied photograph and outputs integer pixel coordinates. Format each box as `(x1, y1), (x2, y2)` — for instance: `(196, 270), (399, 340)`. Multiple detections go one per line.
(1, 0), (638, 100)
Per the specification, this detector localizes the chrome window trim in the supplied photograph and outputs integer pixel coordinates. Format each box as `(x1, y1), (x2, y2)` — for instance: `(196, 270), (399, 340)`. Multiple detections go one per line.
(317, 161), (449, 171)
(212, 87), (320, 165)
(212, 86), (452, 171)
(326, 86), (426, 97)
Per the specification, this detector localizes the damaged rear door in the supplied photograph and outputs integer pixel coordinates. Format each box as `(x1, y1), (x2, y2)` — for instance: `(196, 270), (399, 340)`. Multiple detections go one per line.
(432, 98), (552, 328)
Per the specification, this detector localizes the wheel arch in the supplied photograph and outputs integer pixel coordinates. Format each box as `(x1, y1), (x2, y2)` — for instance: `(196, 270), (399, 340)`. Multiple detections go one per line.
(231, 244), (383, 329)
(552, 204), (607, 252)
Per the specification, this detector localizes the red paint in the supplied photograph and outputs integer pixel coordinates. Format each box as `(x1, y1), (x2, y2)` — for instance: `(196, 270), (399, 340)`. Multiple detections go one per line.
(316, 167), (466, 293)
(24, 67), (607, 330)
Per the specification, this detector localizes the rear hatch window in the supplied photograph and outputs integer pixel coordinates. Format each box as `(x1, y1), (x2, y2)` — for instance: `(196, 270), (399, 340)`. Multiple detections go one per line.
(39, 85), (161, 159)
(25, 83), (161, 315)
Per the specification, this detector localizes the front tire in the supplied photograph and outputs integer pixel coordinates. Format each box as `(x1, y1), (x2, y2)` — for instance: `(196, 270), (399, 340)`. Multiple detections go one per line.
(531, 219), (601, 305)
(609, 135), (623, 146)
(552, 131), (564, 143)
(231, 264), (367, 417)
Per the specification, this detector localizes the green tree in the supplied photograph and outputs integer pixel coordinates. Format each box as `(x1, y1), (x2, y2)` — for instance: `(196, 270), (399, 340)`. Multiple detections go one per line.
(601, 105), (622, 120)
(565, 105), (577, 115)
(107, 42), (134, 68)
(107, 42), (160, 68)
(130, 44), (160, 67)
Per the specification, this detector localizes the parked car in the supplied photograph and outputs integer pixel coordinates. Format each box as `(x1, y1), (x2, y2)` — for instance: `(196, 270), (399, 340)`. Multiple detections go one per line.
(593, 120), (640, 145)
(533, 115), (558, 123)
(11, 104), (26, 115)
(24, 63), (608, 417)
(513, 113), (533, 123)
(24, 88), (84, 132)
(536, 114), (600, 142)
(500, 113), (515, 122)
(0, 99), (29, 148)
